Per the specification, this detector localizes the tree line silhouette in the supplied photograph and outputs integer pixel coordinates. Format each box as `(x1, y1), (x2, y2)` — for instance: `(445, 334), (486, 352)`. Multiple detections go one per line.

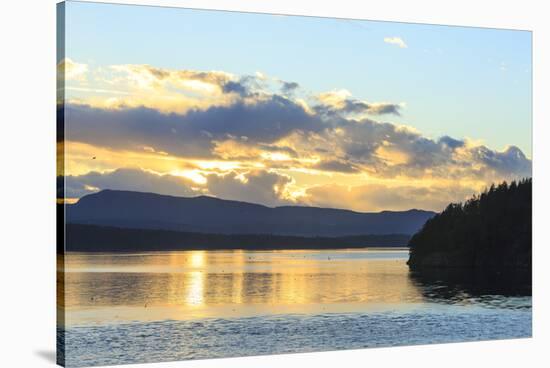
(65, 224), (410, 252)
(408, 178), (532, 270)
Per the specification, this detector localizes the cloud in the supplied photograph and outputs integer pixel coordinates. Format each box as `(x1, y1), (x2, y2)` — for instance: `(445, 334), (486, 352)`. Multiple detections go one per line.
(63, 94), (322, 158)
(60, 62), (531, 211)
(279, 116), (531, 182)
(66, 64), (246, 113)
(470, 145), (532, 178)
(222, 80), (249, 96)
(339, 100), (401, 116)
(63, 96), (531, 183)
(220, 74), (271, 98)
(384, 37), (408, 48)
(63, 168), (200, 198)
(312, 160), (360, 173)
(365, 103), (402, 115)
(206, 170), (294, 206)
(303, 183), (478, 212)
(58, 58), (88, 82)
(64, 62), (404, 118)
(62, 166), (481, 212)
(438, 135), (465, 149)
(183, 95), (320, 143)
(281, 81), (300, 95)
(110, 64), (235, 95)
(315, 90), (402, 116)
(304, 119), (449, 174)
(63, 167), (296, 207)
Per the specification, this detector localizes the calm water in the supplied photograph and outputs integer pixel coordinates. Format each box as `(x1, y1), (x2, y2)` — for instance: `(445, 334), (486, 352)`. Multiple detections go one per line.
(58, 249), (532, 367)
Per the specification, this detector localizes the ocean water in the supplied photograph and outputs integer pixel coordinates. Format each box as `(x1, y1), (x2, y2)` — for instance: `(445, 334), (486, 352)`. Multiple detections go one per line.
(58, 249), (532, 367)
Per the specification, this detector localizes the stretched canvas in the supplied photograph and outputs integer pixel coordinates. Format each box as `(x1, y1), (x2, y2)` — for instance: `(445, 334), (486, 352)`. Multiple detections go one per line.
(56, 1), (533, 367)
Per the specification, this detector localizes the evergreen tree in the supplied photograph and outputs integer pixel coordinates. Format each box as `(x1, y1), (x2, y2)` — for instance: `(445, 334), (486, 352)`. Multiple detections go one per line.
(408, 178), (532, 269)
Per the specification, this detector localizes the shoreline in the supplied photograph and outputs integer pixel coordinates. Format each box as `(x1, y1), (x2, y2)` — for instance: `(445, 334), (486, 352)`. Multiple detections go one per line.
(61, 247), (411, 254)
(64, 223), (411, 252)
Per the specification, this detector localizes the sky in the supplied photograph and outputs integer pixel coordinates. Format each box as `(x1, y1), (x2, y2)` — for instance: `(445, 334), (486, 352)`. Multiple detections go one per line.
(58, 1), (532, 212)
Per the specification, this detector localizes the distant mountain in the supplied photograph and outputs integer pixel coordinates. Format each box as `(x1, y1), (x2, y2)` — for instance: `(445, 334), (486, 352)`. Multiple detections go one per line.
(66, 190), (436, 237)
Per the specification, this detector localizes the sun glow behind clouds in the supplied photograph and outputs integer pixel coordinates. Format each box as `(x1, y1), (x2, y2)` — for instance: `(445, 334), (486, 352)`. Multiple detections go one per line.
(193, 160), (244, 171)
(171, 170), (207, 185)
(260, 152), (292, 162)
(376, 146), (409, 166)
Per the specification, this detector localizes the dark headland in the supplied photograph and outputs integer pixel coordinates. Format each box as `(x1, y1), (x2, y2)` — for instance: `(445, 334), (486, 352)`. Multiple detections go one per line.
(61, 190), (436, 252)
(407, 178), (532, 271)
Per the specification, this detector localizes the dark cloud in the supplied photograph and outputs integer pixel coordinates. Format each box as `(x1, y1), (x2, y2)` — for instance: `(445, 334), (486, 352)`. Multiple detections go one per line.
(343, 100), (401, 116)
(64, 104), (212, 157)
(65, 98), (531, 181)
(257, 144), (299, 157)
(184, 95), (320, 143)
(313, 160), (360, 173)
(341, 100), (370, 114)
(281, 81), (300, 95)
(438, 135), (465, 149)
(315, 99), (401, 117)
(65, 95), (322, 158)
(334, 119), (431, 165)
(472, 145), (532, 177)
(315, 118), (532, 180)
(221, 75), (265, 97)
(221, 80), (248, 96)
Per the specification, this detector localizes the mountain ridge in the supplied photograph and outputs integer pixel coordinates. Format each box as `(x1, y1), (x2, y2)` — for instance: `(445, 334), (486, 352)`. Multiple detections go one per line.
(66, 189), (436, 237)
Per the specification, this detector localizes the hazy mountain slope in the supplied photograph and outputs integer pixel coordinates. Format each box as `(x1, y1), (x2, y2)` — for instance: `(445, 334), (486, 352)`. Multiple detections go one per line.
(66, 190), (436, 237)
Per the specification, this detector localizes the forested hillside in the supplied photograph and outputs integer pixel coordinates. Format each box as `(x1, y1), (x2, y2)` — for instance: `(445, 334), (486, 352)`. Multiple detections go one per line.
(408, 178), (531, 269)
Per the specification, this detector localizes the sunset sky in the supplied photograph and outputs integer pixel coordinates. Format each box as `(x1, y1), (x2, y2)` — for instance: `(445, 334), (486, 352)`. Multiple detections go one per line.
(58, 2), (532, 212)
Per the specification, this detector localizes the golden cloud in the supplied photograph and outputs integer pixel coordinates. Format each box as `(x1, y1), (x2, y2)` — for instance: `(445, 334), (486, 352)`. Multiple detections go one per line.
(59, 62), (531, 211)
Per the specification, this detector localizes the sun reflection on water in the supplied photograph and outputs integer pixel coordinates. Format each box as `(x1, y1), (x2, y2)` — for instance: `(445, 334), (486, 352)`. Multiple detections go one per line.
(185, 271), (204, 307)
(63, 249), (422, 324)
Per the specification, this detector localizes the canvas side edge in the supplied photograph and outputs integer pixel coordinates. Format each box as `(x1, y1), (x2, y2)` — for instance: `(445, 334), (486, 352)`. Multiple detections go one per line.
(56, 2), (67, 367)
